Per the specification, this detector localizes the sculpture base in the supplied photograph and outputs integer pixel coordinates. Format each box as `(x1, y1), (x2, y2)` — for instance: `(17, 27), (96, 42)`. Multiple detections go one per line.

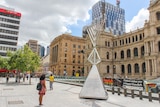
(79, 64), (108, 100)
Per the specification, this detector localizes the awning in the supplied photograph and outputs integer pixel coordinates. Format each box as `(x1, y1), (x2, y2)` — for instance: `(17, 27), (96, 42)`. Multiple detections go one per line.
(0, 69), (8, 73)
(0, 69), (16, 73)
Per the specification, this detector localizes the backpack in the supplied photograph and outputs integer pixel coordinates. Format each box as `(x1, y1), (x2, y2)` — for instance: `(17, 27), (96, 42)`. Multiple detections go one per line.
(36, 82), (42, 91)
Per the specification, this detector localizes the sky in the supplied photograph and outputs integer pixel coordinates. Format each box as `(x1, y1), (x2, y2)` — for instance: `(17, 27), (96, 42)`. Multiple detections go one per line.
(0, 0), (150, 48)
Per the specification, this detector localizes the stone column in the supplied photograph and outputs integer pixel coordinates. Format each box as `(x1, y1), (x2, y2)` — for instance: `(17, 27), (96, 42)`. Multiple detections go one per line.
(152, 59), (155, 73)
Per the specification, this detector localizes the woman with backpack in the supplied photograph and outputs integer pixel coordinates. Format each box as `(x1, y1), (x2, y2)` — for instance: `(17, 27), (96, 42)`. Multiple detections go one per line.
(39, 74), (46, 105)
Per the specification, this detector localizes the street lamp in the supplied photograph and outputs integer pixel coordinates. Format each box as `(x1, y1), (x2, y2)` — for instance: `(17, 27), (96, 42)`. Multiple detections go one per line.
(78, 50), (85, 76)
(113, 65), (116, 78)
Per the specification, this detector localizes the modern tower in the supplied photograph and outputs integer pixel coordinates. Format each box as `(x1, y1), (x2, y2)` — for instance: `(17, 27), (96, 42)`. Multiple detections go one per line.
(92, 0), (125, 35)
(0, 5), (21, 57)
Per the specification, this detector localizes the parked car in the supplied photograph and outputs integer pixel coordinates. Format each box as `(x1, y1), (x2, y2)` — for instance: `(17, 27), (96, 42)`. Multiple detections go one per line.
(151, 84), (160, 93)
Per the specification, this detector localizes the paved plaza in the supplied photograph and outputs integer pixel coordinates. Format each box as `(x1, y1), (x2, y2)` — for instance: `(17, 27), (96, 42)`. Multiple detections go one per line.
(0, 77), (159, 107)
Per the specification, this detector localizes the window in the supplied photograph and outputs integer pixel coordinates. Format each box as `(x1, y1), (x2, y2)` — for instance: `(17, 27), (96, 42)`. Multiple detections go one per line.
(134, 48), (138, 57)
(135, 64), (139, 73)
(122, 39), (124, 45)
(114, 52), (117, 59)
(115, 41), (117, 46)
(132, 36), (134, 42)
(65, 43), (67, 46)
(107, 66), (109, 73)
(106, 52), (109, 59)
(65, 54), (67, 57)
(73, 44), (76, 48)
(156, 12), (160, 20)
(121, 50), (124, 59)
(128, 64), (131, 74)
(136, 35), (138, 41)
(158, 41), (160, 52)
(126, 38), (128, 44)
(108, 42), (110, 47)
(129, 37), (130, 43)
(127, 49), (131, 58)
(157, 26), (160, 34)
(142, 63), (146, 73)
(140, 34), (142, 40)
(121, 65), (125, 74)
(141, 46), (145, 56)
(105, 41), (107, 46)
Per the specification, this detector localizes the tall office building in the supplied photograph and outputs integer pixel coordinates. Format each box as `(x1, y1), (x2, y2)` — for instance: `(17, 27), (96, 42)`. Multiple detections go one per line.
(0, 5), (21, 57)
(92, 0), (125, 35)
(38, 45), (45, 57)
(26, 40), (38, 53)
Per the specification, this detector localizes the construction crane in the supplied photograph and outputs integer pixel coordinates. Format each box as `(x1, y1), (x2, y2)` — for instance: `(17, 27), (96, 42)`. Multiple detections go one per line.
(116, 0), (120, 7)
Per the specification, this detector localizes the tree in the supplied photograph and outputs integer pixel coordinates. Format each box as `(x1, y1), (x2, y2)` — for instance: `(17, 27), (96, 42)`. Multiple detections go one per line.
(0, 55), (9, 70)
(7, 45), (41, 84)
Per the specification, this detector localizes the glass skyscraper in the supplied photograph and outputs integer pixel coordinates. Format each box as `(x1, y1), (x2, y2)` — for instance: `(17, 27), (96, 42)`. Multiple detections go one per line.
(92, 1), (125, 35)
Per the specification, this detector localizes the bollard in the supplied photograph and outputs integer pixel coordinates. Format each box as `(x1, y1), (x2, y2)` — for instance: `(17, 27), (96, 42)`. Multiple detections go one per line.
(112, 87), (115, 94)
(124, 89), (127, 97)
(131, 90), (134, 98)
(139, 91), (143, 100)
(158, 92), (160, 103)
(148, 92), (152, 102)
(118, 88), (120, 96)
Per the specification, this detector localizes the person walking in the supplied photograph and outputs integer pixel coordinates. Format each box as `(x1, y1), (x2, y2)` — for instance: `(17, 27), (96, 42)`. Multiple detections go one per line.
(6, 75), (9, 83)
(38, 74), (46, 106)
(49, 74), (54, 90)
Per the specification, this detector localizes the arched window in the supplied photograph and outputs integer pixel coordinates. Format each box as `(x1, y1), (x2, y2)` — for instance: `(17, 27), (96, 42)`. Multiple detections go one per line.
(128, 64), (131, 74)
(121, 50), (124, 59)
(129, 37), (130, 43)
(127, 49), (131, 58)
(107, 66), (109, 73)
(141, 46), (145, 56)
(142, 62), (146, 74)
(134, 63), (139, 73)
(106, 52), (109, 59)
(114, 52), (117, 59)
(121, 65), (125, 74)
(134, 48), (138, 57)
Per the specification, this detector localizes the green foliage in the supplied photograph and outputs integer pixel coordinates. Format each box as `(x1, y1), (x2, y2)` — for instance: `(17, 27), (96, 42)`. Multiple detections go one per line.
(0, 56), (9, 69)
(1, 45), (41, 73)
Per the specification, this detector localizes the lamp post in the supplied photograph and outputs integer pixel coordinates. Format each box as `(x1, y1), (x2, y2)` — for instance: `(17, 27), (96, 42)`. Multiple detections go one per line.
(78, 50), (85, 76)
(113, 65), (116, 78)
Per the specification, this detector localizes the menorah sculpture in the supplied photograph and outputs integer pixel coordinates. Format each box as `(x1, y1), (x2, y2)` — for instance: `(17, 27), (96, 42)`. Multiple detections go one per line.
(79, 22), (108, 100)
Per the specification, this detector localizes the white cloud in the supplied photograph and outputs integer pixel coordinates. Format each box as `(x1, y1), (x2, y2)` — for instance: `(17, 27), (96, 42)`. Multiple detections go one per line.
(125, 8), (149, 32)
(0, 0), (99, 47)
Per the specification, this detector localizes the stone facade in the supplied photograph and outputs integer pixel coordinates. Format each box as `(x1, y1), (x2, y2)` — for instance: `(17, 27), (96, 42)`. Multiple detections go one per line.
(50, 34), (85, 76)
(84, 0), (160, 80)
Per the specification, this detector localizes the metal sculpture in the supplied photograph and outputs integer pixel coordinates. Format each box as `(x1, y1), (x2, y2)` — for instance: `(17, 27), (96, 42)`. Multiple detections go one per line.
(79, 0), (108, 100)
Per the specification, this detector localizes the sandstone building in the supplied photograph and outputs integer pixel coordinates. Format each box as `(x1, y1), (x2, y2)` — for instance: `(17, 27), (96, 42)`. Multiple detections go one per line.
(83, 0), (160, 80)
(50, 34), (85, 76)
